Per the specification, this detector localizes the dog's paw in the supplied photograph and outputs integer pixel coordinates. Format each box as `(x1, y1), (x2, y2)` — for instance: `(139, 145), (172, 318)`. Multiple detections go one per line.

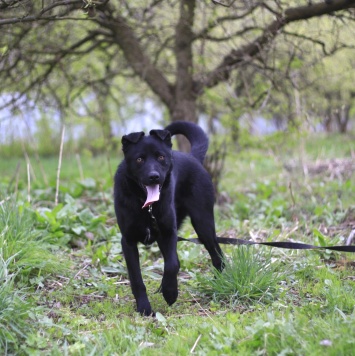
(139, 309), (155, 317)
(137, 300), (153, 317)
(162, 286), (178, 306)
(214, 260), (224, 272)
(137, 307), (155, 317)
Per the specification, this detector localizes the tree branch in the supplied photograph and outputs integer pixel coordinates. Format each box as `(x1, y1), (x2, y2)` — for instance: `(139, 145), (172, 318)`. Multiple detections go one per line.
(197, 26), (261, 43)
(193, 5), (260, 41)
(0, 0), (83, 25)
(0, 31), (101, 109)
(199, 0), (355, 92)
(96, 7), (175, 110)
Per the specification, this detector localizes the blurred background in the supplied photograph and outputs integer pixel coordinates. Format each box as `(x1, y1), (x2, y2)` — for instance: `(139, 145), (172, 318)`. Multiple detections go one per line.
(1, 1), (354, 158)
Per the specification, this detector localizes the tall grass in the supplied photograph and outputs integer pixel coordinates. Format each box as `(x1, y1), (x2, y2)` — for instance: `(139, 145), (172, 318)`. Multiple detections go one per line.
(0, 198), (69, 352)
(0, 198), (68, 278)
(197, 246), (285, 305)
(0, 256), (33, 353)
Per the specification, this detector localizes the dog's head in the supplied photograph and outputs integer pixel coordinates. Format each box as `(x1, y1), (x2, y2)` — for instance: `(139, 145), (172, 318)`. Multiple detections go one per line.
(121, 129), (173, 208)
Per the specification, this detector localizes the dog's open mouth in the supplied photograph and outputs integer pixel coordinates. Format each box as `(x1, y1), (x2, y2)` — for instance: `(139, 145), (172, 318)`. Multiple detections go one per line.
(142, 184), (160, 209)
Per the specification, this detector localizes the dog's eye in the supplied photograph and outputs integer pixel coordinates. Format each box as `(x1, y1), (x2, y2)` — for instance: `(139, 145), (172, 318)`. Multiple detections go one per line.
(136, 157), (144, 163)
(158, 155), (165, 161)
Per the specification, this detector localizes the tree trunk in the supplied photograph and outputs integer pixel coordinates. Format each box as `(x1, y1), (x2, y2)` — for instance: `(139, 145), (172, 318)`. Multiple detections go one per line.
(324, 109), (332, 132)
(169, 101), (197, 152)
(171, 0), (197, 152)
(335, 105), (350, 133)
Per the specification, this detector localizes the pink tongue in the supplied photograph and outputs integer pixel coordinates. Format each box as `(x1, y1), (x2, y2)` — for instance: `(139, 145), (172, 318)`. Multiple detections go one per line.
(142, 184), (160, 208)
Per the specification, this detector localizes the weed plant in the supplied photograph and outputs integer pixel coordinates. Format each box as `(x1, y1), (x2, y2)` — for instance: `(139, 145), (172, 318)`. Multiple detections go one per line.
(197, 246), (284, 305)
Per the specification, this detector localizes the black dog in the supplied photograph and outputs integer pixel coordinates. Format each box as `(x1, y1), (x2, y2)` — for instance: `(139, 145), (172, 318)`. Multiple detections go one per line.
(114, 121), (223, 316)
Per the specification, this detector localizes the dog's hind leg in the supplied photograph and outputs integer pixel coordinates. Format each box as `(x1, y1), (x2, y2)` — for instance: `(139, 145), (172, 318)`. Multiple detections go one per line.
(189, 212), (224, 272)
(121, 236), (153, 316)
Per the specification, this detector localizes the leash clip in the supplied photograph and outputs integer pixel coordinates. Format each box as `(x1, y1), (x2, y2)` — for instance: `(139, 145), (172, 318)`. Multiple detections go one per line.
(148, 205), (156, 221)
(147, 205), (160, 236)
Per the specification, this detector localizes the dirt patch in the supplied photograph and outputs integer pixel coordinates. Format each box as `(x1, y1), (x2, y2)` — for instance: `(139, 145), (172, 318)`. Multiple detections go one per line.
(284, 158), (355, 179)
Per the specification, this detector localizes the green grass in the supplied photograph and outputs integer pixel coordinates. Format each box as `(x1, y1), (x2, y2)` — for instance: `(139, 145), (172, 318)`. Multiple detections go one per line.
(196, 246), (284, 305)
(0, 152), (116, 193)
(0, 131), (355, 354)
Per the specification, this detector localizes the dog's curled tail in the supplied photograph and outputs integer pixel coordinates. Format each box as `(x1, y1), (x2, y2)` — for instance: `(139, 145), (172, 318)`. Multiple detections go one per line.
(165, 121), (208, 164)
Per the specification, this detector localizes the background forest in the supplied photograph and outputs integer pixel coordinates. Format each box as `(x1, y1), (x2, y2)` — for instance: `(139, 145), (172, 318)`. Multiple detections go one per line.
(1, 1), (355, 355)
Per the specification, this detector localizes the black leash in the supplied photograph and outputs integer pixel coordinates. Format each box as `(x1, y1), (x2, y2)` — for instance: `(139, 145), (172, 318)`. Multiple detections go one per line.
(178, 236), (355, 253)
(147, 205), (355, 253)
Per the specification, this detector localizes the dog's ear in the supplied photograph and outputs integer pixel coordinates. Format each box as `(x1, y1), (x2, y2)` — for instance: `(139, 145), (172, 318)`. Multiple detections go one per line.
(122, 132), (145, 151)
(149, 129), (172, 147)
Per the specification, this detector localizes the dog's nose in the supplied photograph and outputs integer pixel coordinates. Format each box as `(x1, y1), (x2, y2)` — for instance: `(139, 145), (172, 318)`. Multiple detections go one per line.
(149, 172), (160, 184)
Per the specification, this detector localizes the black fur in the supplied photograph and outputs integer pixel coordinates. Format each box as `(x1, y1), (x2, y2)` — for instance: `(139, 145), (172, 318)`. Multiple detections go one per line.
(114, 121), (223, 316)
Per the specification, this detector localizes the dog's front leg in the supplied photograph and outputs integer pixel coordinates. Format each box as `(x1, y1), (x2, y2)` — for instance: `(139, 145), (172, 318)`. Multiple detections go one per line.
(121, 236), (152, 316)
(157, 231), (180, 306)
